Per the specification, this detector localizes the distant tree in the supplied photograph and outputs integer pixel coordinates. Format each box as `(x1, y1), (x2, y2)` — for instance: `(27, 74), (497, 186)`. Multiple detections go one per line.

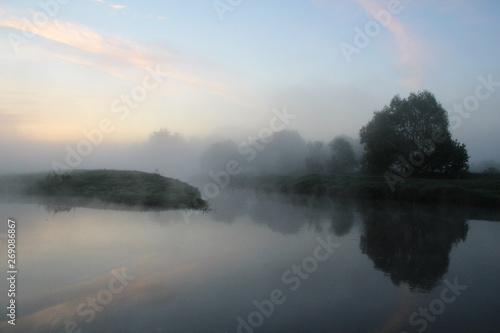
(141, 128), (200, 179)
(329, 137), (358, 173)
(305, 141), (328, 174)
(148, 128), (183, 146)
(359, 91), (469, 177)
(472, 160), (500, 173)
(250, 130), (308, 174)
(483, 167), (499, 174)
(200, 140), (239, 173)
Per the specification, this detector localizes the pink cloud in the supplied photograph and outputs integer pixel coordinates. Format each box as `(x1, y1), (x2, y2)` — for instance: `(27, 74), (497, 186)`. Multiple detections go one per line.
(0, 6), (255, 107)
(350, 0), (426, 89)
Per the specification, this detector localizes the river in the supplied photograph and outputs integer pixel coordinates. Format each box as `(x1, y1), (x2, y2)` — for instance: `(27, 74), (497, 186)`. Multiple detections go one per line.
(0, 190), (499, 332)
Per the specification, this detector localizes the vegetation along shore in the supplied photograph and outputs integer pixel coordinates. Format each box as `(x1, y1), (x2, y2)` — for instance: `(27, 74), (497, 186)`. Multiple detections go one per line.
(231, 173), (500, 208)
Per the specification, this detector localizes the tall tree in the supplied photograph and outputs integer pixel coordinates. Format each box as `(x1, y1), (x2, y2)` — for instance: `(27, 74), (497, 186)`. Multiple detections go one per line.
(359, 91), (469, 177)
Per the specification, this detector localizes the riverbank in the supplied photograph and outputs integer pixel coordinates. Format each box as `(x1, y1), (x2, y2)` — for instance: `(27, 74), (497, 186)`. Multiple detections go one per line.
(231, 173), (500, 208)
(0, 170), (207, 210)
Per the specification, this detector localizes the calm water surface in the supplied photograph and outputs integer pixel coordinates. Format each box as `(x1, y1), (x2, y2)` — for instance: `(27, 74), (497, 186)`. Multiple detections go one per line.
(0, 190), (499, 333)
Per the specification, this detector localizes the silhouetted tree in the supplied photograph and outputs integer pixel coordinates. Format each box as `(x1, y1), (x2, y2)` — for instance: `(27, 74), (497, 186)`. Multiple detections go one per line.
(359, 91), (469, 177)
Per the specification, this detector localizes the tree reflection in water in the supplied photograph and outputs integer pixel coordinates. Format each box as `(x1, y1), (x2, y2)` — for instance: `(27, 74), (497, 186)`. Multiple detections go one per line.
(329, 200), (355, 237)
(39, 197), (76, 214)
(37, 190), (471, 293)
(358, 202), (469, 292)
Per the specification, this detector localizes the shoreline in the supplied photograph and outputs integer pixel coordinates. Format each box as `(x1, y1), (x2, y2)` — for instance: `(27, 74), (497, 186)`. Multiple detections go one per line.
(0, 170), (208, 211)
(231, 173), (500, 208)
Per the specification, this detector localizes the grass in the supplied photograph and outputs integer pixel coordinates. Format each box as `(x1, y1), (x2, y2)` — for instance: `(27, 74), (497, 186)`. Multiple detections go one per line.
(231, 173), (500, 208)
(0, 170), (207, 210)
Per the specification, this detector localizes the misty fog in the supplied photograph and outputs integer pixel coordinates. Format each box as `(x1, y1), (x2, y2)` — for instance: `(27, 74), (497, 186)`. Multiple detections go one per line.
(1, 128), (363, 180)
(2, 125), (498, 180)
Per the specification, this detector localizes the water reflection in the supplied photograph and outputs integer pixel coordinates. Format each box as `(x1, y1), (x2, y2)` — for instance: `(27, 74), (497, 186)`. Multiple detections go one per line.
(0, 192), (499, 332)
(35, 196), (178, 215)
(358, 202), (469, 292)
(0, 191), (483, 296)
(207, 190), (475, 292)
(206, 190), (353, 234)
(39, 197), (76, 214)
(329, 200), (355, 236)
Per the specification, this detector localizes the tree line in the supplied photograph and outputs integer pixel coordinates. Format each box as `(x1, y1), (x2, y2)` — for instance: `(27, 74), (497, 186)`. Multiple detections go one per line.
(199, 90), (469, 178)
(148, 90), (470, 179)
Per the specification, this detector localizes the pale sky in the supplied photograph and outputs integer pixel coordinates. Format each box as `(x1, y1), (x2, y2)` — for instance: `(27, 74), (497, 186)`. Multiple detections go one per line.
(1, 0), (500, 163)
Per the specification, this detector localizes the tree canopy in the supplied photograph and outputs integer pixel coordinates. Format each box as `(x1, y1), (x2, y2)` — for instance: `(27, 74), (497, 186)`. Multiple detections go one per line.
(359, 91), (469, 177)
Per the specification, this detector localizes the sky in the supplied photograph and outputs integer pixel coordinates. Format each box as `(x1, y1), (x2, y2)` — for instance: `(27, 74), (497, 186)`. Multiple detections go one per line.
(1, 0), (500, 170)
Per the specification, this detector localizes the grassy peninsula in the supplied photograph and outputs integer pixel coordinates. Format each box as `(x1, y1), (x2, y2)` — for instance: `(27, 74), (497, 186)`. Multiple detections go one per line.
(0, 170), (207, 210)
(231, 173), (500, 208)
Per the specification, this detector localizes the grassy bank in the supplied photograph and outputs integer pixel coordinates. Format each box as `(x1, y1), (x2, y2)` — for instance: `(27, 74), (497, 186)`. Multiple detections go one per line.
(0, 170), (207, 210)
(231, 173), (500, 208)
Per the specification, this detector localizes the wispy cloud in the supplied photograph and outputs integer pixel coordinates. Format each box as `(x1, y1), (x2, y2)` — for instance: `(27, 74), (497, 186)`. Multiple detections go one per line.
(109, 4), (126, 10)
(91, 0), (127, 10)
(350, 0), (426, 89)
(1, 16), (154, 74)
(0, 5), (262, 124)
